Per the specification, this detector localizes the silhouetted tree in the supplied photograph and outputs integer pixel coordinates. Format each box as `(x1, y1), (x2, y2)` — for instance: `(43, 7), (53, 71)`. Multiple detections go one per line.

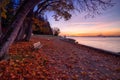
(52, 27), (60, 36)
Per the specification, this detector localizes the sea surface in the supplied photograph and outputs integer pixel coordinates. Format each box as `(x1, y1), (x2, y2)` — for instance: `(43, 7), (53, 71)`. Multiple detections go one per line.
(68, 37), (120, 53)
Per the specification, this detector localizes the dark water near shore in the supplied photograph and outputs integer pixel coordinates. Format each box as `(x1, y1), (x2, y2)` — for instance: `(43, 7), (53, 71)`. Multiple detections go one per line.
(68, 37), (120, 53)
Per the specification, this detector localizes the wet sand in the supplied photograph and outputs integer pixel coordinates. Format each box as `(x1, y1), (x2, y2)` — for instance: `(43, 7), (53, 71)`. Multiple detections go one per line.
(31, 35), (120, 80)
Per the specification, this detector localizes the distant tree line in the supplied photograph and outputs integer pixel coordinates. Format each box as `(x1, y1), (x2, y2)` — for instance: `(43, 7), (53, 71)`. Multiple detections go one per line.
(32, 16), (53, 35)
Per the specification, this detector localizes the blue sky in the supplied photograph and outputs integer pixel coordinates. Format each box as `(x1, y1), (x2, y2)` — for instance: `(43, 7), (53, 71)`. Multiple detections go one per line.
(46, 0), (120, 36)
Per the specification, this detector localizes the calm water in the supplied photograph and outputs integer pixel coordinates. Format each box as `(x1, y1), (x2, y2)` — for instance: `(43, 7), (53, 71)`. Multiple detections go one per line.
(68, 37), (120, 53)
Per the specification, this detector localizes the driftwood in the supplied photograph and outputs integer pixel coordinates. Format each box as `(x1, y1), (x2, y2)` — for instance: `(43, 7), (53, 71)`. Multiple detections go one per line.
(33, 42), (42, 49)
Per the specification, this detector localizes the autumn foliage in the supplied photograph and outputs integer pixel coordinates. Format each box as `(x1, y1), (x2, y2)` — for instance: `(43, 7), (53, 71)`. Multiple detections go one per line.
(32, 17), (53, 35)
(0, 37), (69, 79)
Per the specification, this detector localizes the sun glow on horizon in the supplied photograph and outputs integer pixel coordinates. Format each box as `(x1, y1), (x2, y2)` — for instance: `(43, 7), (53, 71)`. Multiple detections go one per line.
(60, 27), (120, 36)
(59, 21), (120, 36)
(48, 0), (120, 37)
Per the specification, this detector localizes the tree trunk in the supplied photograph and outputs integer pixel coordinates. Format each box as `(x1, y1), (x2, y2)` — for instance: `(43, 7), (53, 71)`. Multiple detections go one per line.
(0, 18), (2, 38)
(15, 10), (34, 42)
(23, 11), (33, 41)
(0, 0), (2, 38)
(15, 23), (25, 41)
(0, 0), (40, 60)
(24, 20), (33, 41)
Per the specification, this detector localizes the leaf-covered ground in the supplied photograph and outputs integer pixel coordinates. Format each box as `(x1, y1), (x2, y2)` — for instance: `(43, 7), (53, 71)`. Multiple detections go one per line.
(0, 35), (120, 80)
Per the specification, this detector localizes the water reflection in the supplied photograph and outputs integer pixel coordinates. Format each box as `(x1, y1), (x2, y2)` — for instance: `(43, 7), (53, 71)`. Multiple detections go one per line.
(68, 37), (120, 53)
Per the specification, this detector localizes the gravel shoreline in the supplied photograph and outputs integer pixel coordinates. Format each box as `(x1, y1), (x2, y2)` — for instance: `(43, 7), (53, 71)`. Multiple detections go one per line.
(60, 37), (120, 57)
(32, 35), (120, 79)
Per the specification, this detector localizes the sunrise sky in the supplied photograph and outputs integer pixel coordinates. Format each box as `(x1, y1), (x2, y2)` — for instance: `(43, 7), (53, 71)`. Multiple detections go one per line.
(47, 0), (120, 36)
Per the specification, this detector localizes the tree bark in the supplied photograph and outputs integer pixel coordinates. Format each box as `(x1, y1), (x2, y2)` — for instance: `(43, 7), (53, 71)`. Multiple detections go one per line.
(15, 19), (32, 42)
(15, 23), (25, 41)
(0, 0), (2, 38)
(16, 10), (34, 42)
(24, 19), (33, 41)
(0, 0), (40, 60)
(0, 18), (2, 38)
(23, 10), (33, 41)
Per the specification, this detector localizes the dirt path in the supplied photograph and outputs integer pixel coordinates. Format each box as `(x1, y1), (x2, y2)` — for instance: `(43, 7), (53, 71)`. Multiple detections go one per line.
(34, 36), (120, 80)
